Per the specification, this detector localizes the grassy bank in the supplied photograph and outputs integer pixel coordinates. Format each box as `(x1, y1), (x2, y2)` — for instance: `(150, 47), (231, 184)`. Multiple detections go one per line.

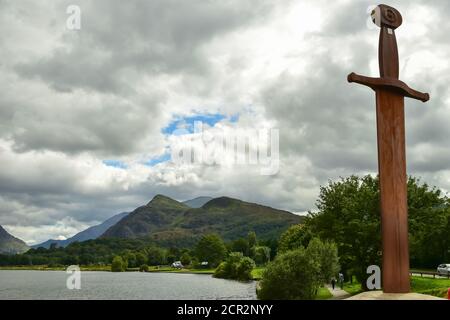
(341, 276), (450, 298)
(316, 286), (333, 300)
(410, 276), (450, 298)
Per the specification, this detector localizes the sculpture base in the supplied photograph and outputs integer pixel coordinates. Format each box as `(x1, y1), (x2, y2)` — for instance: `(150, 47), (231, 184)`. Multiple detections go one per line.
(346, 291), (445, 300)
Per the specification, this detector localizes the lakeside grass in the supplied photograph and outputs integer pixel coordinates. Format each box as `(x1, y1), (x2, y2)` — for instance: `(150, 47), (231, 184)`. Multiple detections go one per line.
(341, 276), (450, 298)
(316, 286), (333, 300)
(410, 276), (450, 298)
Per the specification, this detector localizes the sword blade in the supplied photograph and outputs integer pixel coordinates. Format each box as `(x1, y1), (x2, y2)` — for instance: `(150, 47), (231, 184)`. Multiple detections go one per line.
(375, 89), (410, 293)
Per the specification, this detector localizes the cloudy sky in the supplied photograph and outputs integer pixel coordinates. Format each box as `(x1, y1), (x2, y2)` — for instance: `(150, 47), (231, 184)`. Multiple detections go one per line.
(1, 0), (449, 244)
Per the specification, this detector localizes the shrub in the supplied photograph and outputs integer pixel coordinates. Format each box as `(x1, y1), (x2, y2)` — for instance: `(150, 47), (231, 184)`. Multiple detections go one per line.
(139, 264), (149, 272)
(214, 252), (255, 281)
(251, 246), (271, 265)
(306, 238), (339, 283)
(180, 253), (192, 266)
(257, 248), (321, 300)
(111, 256), (126, 272)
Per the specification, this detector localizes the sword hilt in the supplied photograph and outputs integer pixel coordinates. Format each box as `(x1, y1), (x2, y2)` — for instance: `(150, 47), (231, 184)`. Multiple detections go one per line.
(348, 5), (430, 103)
(372, 4), (403, 79)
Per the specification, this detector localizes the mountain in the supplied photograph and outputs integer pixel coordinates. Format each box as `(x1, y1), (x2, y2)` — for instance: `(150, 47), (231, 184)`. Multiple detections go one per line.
(32, 212), (129, 249)
(183, 196), (213, 208)
(101, 195), (303, 246)
(0, 225), (29, 254)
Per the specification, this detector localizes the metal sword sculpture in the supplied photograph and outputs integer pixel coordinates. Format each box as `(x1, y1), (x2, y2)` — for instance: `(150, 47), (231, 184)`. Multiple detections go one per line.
(348, 4), (429, 293)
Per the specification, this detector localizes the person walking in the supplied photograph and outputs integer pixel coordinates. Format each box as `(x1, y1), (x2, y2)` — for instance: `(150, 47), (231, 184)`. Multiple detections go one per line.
(339, 273), (344, 289)
(331, 278), (336, 290)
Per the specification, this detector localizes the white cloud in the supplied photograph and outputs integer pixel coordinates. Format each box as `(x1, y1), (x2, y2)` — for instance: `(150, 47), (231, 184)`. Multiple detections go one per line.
(0, 0), (449, 243)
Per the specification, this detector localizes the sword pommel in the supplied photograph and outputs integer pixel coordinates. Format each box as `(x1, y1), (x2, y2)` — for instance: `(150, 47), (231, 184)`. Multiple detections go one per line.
(372, 4), (403, 30)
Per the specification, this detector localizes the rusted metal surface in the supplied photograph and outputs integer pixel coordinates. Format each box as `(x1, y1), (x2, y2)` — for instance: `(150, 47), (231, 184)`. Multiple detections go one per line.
(347, 4), (429, 293)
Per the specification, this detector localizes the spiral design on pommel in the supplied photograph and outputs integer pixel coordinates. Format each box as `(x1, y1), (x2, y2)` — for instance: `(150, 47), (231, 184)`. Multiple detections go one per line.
(372, 4), (403, 29)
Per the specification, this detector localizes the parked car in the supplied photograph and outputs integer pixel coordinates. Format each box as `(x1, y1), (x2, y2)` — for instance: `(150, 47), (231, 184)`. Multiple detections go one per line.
(172, 261), (184, 269)
(437, 264), (450, 275)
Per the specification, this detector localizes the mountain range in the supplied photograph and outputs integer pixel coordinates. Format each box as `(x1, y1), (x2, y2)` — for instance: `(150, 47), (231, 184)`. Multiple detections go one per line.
(32, 212), (129, 249)
(101, 195), (303, 246)
(1, 195), (303, 253)
(0, 225), (29, 254)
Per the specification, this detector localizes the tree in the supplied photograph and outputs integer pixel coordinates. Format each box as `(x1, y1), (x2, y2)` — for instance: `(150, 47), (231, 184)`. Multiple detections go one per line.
(231, 238), (250, 256)
(124, 252), (137, 268)
(195, 234), (227, 267)
(302, 175), (449, 287)
(248, 231), (257, 248)
(278, 224), (311, 253)
(257, 248), (321, 300)
(136, 252), (147, 266)
(306, 238), (340, 283)
(251, 246), (271, 265)
(111, 256), (126, 272)
(180, 252), (192, 266)
(147, 247), (166, 266)
(214, 252), (255, 281)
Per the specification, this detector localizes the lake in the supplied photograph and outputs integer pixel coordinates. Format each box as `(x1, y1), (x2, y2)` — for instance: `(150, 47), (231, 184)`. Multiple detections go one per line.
(0, 270), (257, 300)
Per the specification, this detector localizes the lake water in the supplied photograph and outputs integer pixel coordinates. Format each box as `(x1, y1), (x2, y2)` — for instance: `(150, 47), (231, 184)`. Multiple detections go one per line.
(0, 270), (257, 300)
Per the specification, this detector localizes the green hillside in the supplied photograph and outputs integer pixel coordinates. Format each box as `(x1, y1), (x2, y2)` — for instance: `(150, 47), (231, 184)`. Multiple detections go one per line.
(102, 195), (303, 245)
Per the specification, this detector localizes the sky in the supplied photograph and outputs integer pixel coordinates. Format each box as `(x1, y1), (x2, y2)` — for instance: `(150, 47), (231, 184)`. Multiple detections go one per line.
(1, 0), (450, 244)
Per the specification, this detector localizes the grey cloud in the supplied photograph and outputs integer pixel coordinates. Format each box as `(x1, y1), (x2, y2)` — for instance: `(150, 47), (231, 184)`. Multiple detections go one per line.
(15, 0), (276, 94)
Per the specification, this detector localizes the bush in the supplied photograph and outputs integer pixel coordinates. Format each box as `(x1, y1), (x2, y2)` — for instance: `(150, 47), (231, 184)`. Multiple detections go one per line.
(257, 248), (321, 300)
(306, 238), (340, 283)
(139, 264), (149, 272)
(180, 253), (192, 266)
(214, 252), (255, 281)
(111, 256), (126, 272)
(251, 246), (271, 265)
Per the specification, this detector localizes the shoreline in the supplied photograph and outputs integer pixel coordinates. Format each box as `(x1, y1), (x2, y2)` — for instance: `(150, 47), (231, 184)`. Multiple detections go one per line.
(0, 266), (264, 280)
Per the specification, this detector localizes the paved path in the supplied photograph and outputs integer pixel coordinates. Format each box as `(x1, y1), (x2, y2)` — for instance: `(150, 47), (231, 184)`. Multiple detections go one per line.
(326, 284), (352, 300)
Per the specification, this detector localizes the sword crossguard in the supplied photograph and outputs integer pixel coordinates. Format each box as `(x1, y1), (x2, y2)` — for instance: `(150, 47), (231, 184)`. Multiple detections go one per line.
(348, 72), (430, 103)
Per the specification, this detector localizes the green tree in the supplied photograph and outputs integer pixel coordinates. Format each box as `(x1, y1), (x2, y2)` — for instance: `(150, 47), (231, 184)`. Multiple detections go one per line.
(136, 252), (147, 266)
(248, 231), (257, 248)
(302, 175), (449, 286)
(147, 247), (166, 266)
(111, 256), (126, 272)
(257, 248), (321, 300)
(251, 246), (271, 265)
(214, 252), (255, 281)
(231, 238), (250, 256)
(180, 252), (192, 266)
(278, 224), (311, 253)
(306, 238), (340, 283)
(195, 234), (227, 267)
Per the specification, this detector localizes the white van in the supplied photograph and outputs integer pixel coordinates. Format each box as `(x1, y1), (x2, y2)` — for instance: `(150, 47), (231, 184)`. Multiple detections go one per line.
(437, 264), (450, 275)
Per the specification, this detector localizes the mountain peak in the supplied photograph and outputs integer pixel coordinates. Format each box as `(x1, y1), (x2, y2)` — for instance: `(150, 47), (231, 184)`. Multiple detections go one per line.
(202, 196), (242, 209)
(0, 225), (29, 254)
(148, 194), (188, 209)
